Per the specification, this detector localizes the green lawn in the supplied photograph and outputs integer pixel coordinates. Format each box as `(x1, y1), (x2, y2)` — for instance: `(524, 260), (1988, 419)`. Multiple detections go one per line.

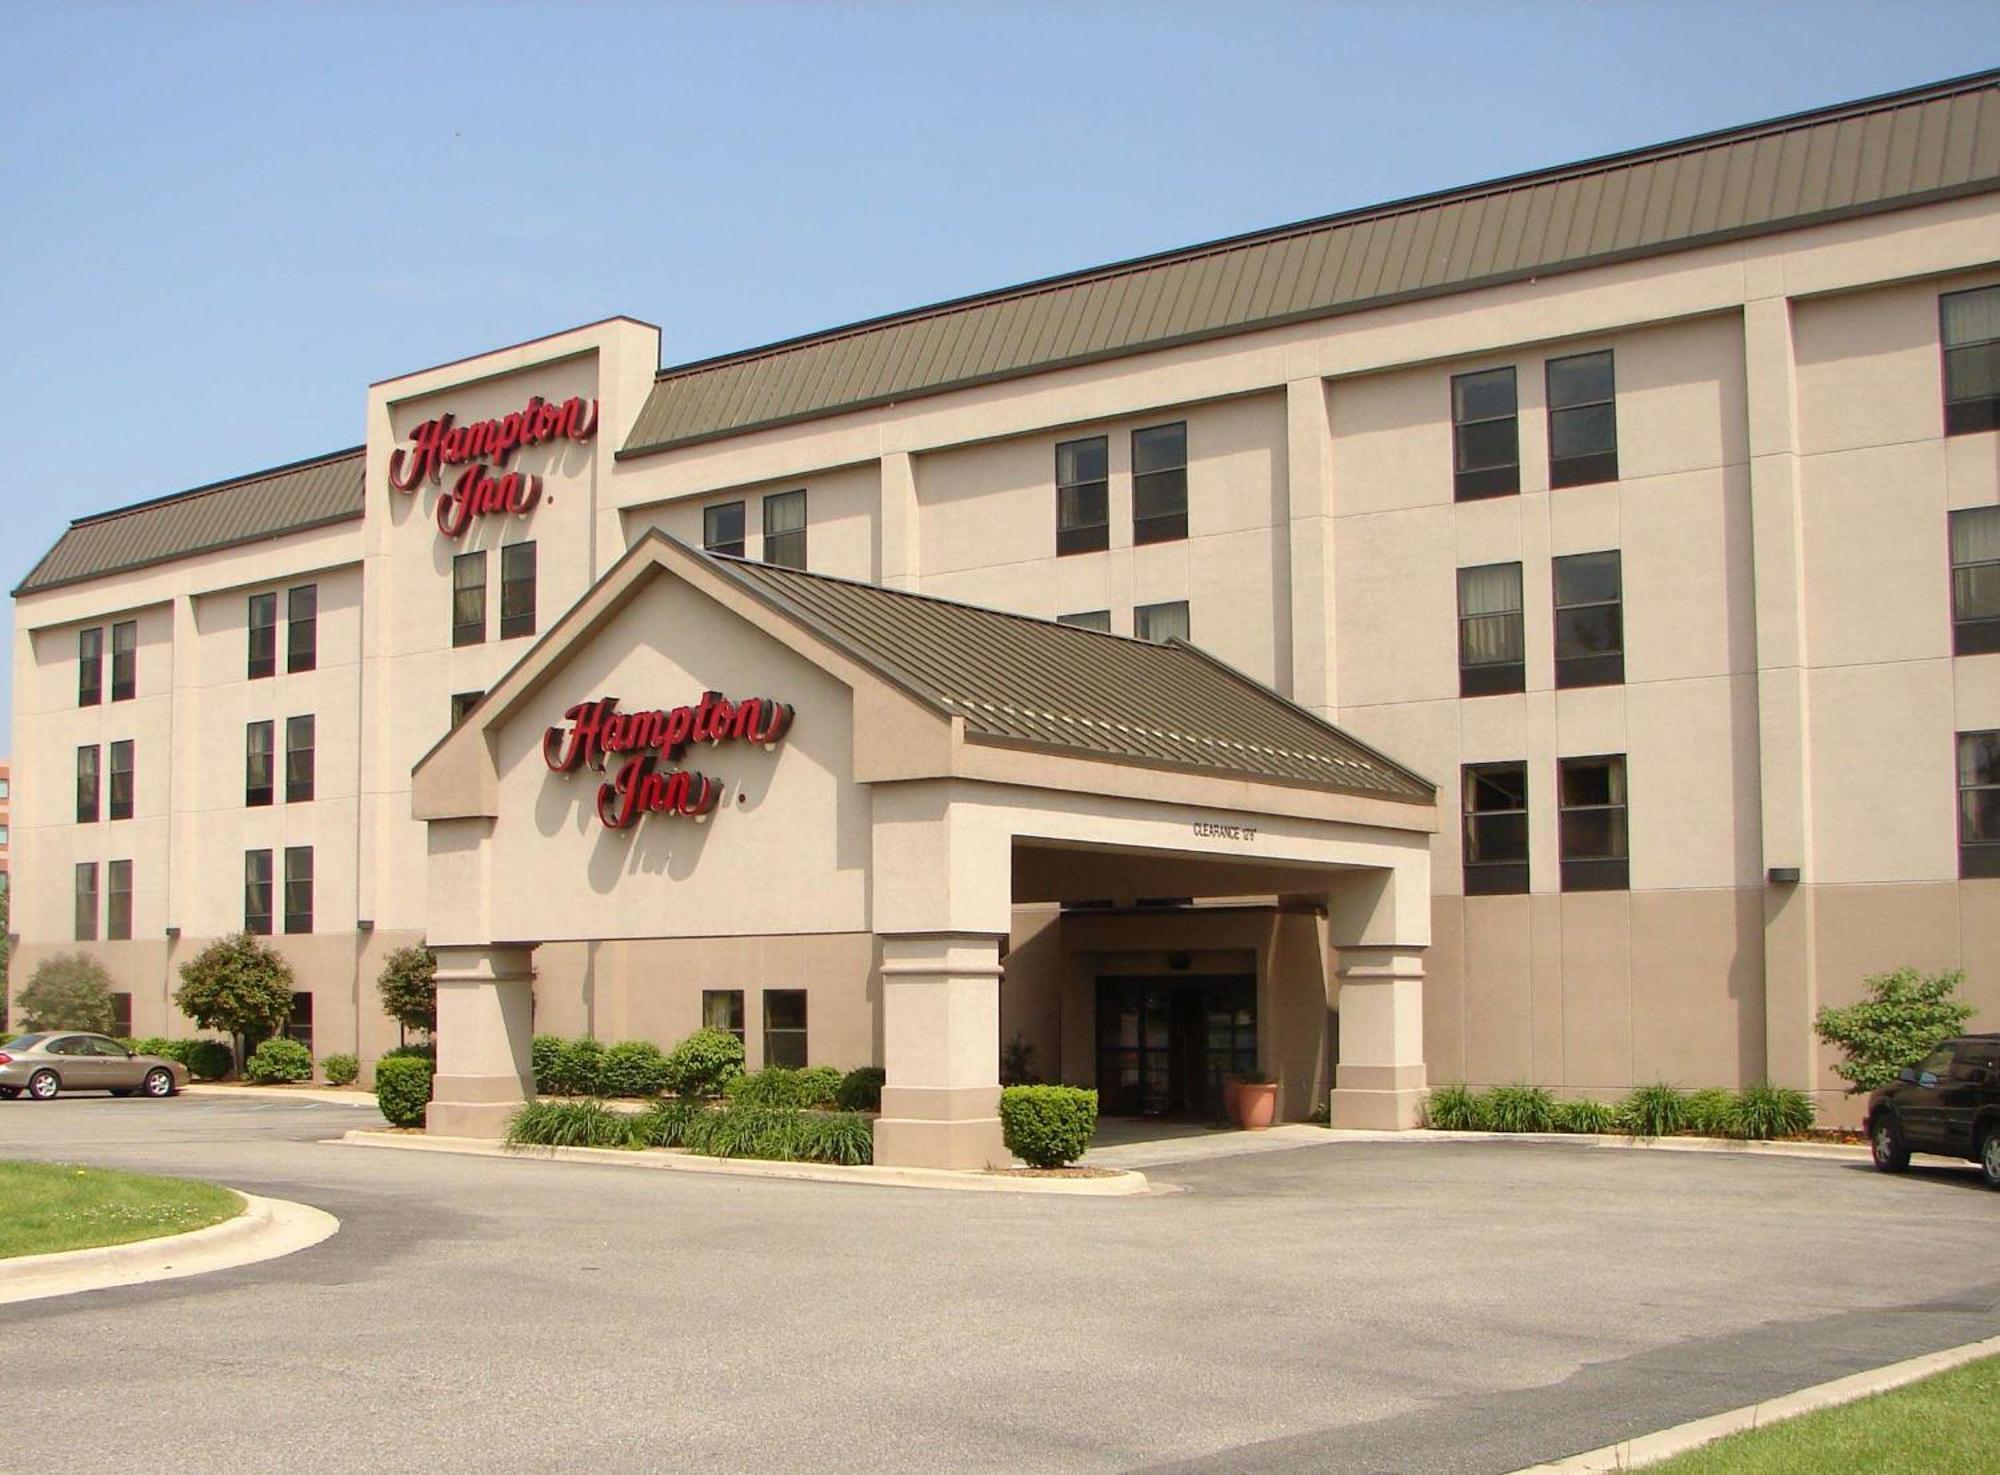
(1644, 1354), (1998, 1474)
(0, 1161), (243, 1259)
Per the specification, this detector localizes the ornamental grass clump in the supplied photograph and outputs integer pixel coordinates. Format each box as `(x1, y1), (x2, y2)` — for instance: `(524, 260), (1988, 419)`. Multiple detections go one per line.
(1485, 1084), (1559, 1134)
(505, 1099), (636, 1150)
(1618, 1083), (1689, 1139)
(1423, 1083), (1489, 1131)
(1731, 1084), (1815, 1140)
(796, 1111), (873, 1166)
(632, 1097), (710, 1148)
(1553, 1099), (1619, 1134)
(1684, 1087), (1739, 1138)
(998, 1085), (1098, 1168)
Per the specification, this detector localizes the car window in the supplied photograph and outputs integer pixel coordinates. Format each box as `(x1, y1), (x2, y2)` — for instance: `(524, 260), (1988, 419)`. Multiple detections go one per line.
(85, 1037), (130, 1058)
(0, 1034), (46, 1051)
(47, 1036), (86, 1056)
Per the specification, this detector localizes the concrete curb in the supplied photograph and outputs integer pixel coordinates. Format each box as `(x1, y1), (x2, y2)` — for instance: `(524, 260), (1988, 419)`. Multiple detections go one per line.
(1411, 1129), (1872, 1161)
(182, 1084), (384, 1109)
(0, 1192), (341, 1306)
(335, 1129), (1152, 1196)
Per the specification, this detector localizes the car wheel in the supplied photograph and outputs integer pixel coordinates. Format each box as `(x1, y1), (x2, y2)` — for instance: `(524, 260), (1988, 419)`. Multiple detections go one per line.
(1979, 1125), (2000, 1191)
(142, 1068), (176, 1099)
(1870, 1113), (1911, 1173)
(26, 1070), (61, 1101)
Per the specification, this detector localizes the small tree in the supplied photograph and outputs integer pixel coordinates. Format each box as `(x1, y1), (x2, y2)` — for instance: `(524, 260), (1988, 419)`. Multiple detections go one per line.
(1813, 966), (1976, 1094)
(377, 945), (438, 1043)
(174, 932), (297, 1073)
(18, 952), (116, 1034)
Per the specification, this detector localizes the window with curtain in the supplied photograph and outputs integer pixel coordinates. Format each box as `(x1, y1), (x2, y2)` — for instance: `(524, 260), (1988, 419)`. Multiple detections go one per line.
(1132, 422), (1188, 545)
(703, 501), (746, 557)
(76, 744), (101, 824)
(107, 860), (133, 942)
(286, 715), (315, 803)
(108, 739), (135, 820)
(284, 846), (314, 934)
(1134, 600), (1190, 644)
(286, 584), (317, 673)
(1056, 436), (1109, 555)
(244, 849), (274, 935)
(1949, 506), (2000, 655)
(111, 620), (138, 701)
(763, 490), (807, 569)
(1058, 610), (1112, 632)
(1959, 730), (2000, 878)
(1547, 351), (1618, 487)
(1941, 285), (2000, 436)
(1451, 367), (1519, 500)
(74, 862), (99, 941)
(1559, 754), (1629, 891)
(1458, 563), (1525, 696)
(246, 721), (275, 807)
(452, 551), (487, 647)
(500, 542), (537, 639)
(702, 989), (746, 1044)
(763, 989), (807, 1068)
(247, 592), (278, 679)
(1553, 550), (1623, 687)
(1462, 762), (1528, 895)
(78, 627), (104, 706)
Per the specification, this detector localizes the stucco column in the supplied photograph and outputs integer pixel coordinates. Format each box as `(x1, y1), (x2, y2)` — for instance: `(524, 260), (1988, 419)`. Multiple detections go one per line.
(1329, 947), (1428, 1128)
(427, 943), (537, 1138)
(873, 932), (1009, 1170)
(1284, 376), (1337, 716)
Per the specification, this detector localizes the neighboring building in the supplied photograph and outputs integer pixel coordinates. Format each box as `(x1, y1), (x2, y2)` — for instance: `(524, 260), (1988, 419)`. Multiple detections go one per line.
(7, 72), (1997, 1146)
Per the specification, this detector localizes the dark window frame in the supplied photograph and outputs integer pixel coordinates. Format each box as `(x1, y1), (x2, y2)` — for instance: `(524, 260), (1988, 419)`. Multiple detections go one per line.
(286, 584), (317, 673)
(452, 550), (487, 647)
(1940, 285), (2000, 437)
(287, 992), (315, 1055)
(78, 627), (104, 707)
(1055, 435), (1110, 556)
(1134, 600), (1190, 644)
(74, 861), (99, 942)
(450, 691), (485, 729)
(285, 715), (316, 804)
(108, 739), (135, 821)
(1546, 350), (1619, 488)
(110, 992), (133, 1038)
(499, 542), (537, 640)
(762, 489), (807, 570)
(1458, 562), (1526, 697)
(283, 845), (314, 935)
(245, 721), (275, 807)
(247, 592), (278, 680)
(763, 988), (808, 1069)
(1958, 729), (2000, 879)
(1559, 754), (1630, 892)
(1553, 550), (1625, 688)
(1949, 505), (2000, 656)
(1131, 421), (1188, 546)
(106, 859), (133, 942)
(110, 619), (137, 702)
(1057, 610), (1112, 633)
(703, 501), (747, 558)
(244, 849), (274, 935)
(76, 744), (101, 824)
(1451, 366), (1519, 501)
(702, 989), (746, 1045)
(1462, 761), (1529, 895)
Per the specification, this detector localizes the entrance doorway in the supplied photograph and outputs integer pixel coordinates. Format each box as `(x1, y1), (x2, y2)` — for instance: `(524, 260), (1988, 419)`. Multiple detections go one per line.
(1094, 975), (1256, 1118)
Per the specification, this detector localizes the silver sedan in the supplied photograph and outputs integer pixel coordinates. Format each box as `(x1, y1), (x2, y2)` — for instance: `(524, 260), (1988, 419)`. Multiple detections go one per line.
(0, 1033), (189, 1101)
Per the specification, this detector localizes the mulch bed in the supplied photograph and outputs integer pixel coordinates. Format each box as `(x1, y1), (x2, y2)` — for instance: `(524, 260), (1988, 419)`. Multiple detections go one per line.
(984, 1165), (1125, 1179)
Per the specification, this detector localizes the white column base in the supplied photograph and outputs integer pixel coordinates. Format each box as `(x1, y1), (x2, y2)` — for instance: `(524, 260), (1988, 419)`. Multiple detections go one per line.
(427, 944), (537, 1140)
(1330, 946), (1428, 1132)
(875, 933), (1009, 1170)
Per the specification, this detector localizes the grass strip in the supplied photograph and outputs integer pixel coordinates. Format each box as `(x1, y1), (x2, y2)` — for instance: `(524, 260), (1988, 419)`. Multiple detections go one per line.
(0, 1161), (243, 1260)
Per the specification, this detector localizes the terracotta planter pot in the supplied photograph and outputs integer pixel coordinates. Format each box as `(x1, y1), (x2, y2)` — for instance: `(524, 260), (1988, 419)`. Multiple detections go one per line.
(1230, 1081), (1278, 1131)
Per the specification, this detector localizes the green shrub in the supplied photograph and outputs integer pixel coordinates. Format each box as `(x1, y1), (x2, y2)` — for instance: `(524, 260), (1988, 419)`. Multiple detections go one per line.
(632, 1097), (711, 1148)
(1684, 1087), (1739, 1138)
(1486, 1083), (1559, 1133)
(548, 1037), (605, 1097)
(323, 1053), (360, 1087)
(244, 1037), (314, 1084)
(1554, 1099), (1619, 1134)
(531, 1034), (565, 1093)
(794, 1065), (843, 1107)
(999, 1085), (1097, 1168)
(1424, 1084), (1489, 1131)
(375, 1055), (434, 1128)
(1813, 966), (1976, 1094)
(729, 1066), (838, 1109)
(797, 1111), (873, 1165)
(835, 1066), (886, 1113)
(505, 1099), (635, 1150)
(599, 1040), (671, 1098)
(692, 1105), (805, 1160)
(131, 1036), (176, 1060)
(662, 1028), (744, 1098)
(1731, 1084), (1816, 1141)
(1619, 1083), (1689, 1138)
(182, 1040), (234, 1082)
(381, 1042), (436, 1062)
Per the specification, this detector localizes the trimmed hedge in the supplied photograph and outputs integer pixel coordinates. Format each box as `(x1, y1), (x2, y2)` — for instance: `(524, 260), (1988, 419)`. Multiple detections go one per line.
(661, 1029), (744, 1098)
(835, 1066), (886, 1113)
(529, 1031), (747, 1099)
(599, 1040), (671, 1098)
(1424, 1082), (1816, 1141)
(999, 1085), (1098, 1168)
(323, 1053), (360, 1087)
(244, 1037), (314, 1084)
(375, 1055), (434, 1128)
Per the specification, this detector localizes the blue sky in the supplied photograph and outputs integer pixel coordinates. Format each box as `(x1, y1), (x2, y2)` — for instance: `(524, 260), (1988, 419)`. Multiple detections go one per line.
(1, 2), (1992, 747)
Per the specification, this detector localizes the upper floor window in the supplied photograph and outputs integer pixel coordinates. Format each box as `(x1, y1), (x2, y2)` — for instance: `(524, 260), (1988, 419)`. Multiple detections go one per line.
(1132, 422), (1188, 545)
(1056, 436), (1109, 555)
(703, 501), (746, 558)
(74, 862), (99, 942)
(78, 627), (104, 706)
(76, 745), (100, 824)
(110, 619), (137, 701)
(106, 860), (133, 942)
(247, 593), (278, 679)
(1559, 754), (1629, 892)
(1452, 367), (1518, 501)
(1462, 762), (1528, 895)
(244, 849), (274, 935)
(1940, 285), (1999, 436)
(450, 691), (485, 729)
(763, 490), (807, 570)
(452, 551), (487, 647)
(500, 542), (537, 639)
(1547, 350), (1617, 487)
(764, 988), (807, 1069)
(286, 715), (316, 804)
(246, 721), (275, 807)
(284, 845), (314, 934)
(1058, 610), (1112, 633)
(286, 585), (317, 673)
(1134, 600), (1189, 644)
(1553, 551), (1624, 688)
(1949, 506), (2000, 656)
(108, 739), (135, 821)
(1958, 729), (2000, 878)
(1458, 563), (1525, 696)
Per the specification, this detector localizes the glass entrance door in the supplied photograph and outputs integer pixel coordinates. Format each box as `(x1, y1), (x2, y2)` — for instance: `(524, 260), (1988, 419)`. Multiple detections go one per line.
(1095, 976), (1256, 1117)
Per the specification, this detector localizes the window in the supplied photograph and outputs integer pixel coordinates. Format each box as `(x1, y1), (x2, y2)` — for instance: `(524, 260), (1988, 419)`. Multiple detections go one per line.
(499, 542), (537, 639)
(247, 592), (278, 679)
(703, 501), (746, 557)
(107, 860), (133, 942)
(1462, 763), (1528, 895)
(1056, 436), (1109, 555)
(285, 715), (315, 803)
(284, 846), (314, 934)
(108, 739), (135, 821)
(1134, 600), (1189, 643)
(287, 992), (314, 1055)
(1941, 285), (2000, 435)
(76, 744), (101, 824)
(763, 490), (807, 569)
(246, 721), (275, 807)
(0, 776), (8, 800)
(1132, 422), (1188, 545)
(450, 691), (485, 729)
(1458, 563), (1525, 696)
(244, 849), (274, 935)
(1058, 610), (1112, 632)
(1959, 730), (2000, 878)
(74, 862), (99, 941)
(110, 993), (132, 1038)
(0, 824), (7, 846)
(703, 989), (746, 1045)
(1949, 506), (2000, 656)
(78, 627), (104, 706)
(452, 551), (487, 647)
(763, 989), (807, 1068)
(1553, 551), (1624, 688)
(1547, 350), (1618, 487)
(1452, 367), (1518, 500)
(1559, 755), (1629, 891)
(111, 619), (137, 701)
(287, 585), (317, 673)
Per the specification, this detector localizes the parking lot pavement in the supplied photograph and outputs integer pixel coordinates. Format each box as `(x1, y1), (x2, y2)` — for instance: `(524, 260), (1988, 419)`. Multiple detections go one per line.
(1, 1096), (1994, 1475)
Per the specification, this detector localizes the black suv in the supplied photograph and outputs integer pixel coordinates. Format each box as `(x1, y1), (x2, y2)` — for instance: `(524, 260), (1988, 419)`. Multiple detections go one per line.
(1866, 1034), (2000, 1188)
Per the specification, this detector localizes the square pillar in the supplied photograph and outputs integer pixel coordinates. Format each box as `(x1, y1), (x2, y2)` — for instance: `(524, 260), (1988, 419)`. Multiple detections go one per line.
(428, 943), (537, 1138)
(873, 932), (1009, 1170)
(1329, 946), (1429, 1129)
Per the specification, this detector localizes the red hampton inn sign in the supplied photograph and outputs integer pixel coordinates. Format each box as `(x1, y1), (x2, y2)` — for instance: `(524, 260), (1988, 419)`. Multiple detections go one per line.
(543, 692), (796, 830)
(389, 393), (599, 539)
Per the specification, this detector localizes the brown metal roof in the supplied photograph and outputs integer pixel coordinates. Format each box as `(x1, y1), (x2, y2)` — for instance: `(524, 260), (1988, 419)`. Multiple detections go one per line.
(622, 71), (2000, 456)
(717, 554), (1433, 801)
(15, 448), (366, 597)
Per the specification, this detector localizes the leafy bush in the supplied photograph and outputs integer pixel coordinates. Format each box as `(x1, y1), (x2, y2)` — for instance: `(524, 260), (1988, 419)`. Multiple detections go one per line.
(323, 1053), (360, 1087)
(1486, 1084), (1559, 1133)
(1813, 967), (1975, 1094)
(835, 1066), (886, 1113)
(131, 1036), (176, 1060)
(548, 1037), (605, 1097)
(727, 1066), (841, 1109)
(999, 1085), (1097, 1168)
(1554, 1099), (1620, 1134)
(505, 1099), (635, 1150)
(174, 1039), (234, 1082)
(531, 1034), (565, 1093)
(1424, 1084), (1489, 1131)
(1619, 1083), (1689, 1139)
(1684, 1088), (1739, 1138)
(1731, 1084), (1815, 1141)
(599, 1040), (671, 1098)
(17, 953), (116, 1033)
(173, 933), (298, 1070)
(632, 1097), (711, 1148)
(662, 1028), (745, 1098)
(375, 1055), (434, 1128)
(244, 1037), (313, 1084)
(794, 1065), (843, 1107)
(381, 1042), (436, 1062)
(376, 945), (437, 1036)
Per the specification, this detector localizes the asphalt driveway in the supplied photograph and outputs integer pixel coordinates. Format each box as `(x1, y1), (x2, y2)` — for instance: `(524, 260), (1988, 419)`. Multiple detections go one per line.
(1, 1095), (1993, 1474)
